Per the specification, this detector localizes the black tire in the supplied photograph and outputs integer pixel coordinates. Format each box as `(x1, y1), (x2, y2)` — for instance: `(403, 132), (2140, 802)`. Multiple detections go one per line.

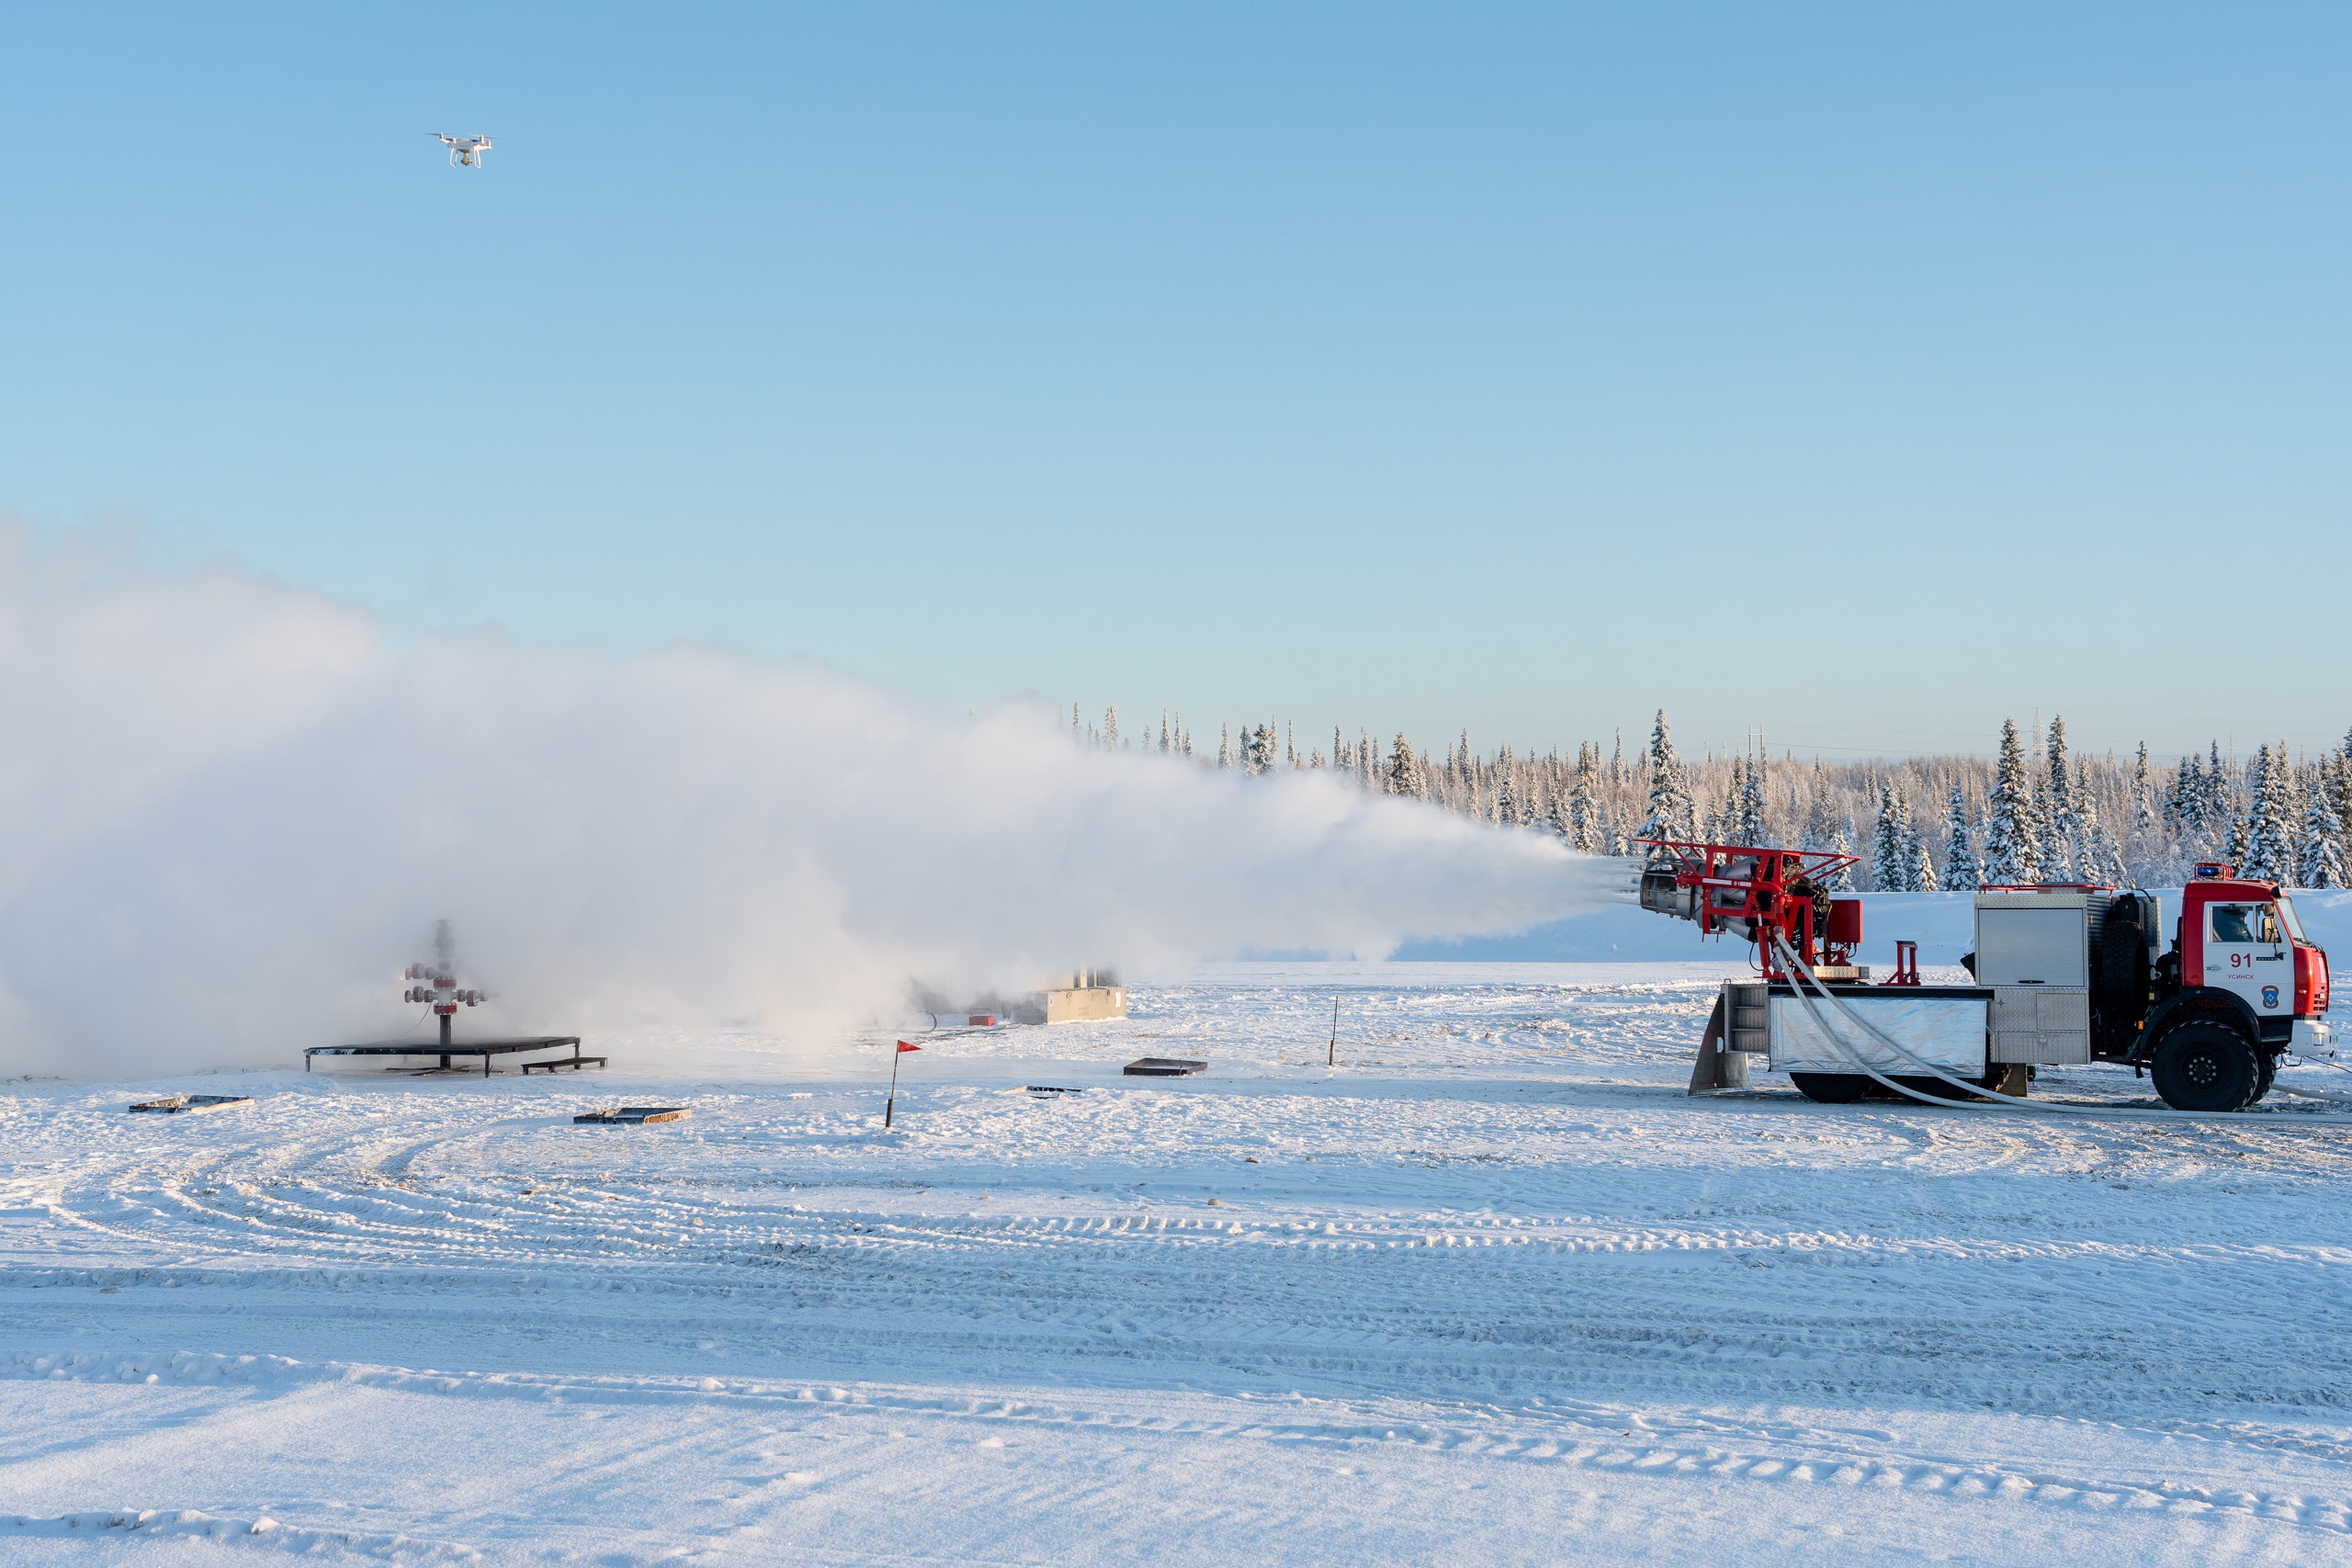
(1791, 1072), (1870, 1104)
(2151, 1021), (2262, 1112)
(2252, 1050), (2278, 1103)
(1888, 1076), (1959, 1102)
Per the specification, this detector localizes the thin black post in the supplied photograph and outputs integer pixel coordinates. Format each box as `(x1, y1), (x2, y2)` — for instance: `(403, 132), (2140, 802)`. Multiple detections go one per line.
(1329, 997), (1339, 1066)
(886, 1045), (903, 1130)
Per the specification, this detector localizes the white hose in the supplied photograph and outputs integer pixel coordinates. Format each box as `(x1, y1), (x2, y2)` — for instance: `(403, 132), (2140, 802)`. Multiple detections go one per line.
(1772, 935), (2035, 1110)
(1768, 932), (2352, 1126)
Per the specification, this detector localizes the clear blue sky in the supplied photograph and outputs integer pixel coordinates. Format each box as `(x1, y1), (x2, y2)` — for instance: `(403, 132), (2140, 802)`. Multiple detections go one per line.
(4, 5), (2346, 761)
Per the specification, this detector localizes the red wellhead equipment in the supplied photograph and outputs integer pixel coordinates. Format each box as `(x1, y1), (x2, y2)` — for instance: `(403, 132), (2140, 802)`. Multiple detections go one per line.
(1635, 840), (1865, 981)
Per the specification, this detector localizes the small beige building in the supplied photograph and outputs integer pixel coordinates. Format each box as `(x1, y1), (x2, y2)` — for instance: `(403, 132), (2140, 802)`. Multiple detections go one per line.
(1041, 968), (1126, 1024)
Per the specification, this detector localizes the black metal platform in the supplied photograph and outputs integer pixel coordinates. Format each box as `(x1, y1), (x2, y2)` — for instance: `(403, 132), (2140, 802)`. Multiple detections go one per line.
(305, 1036), (601, 1077)
(1124, 1057), (1207, 1077)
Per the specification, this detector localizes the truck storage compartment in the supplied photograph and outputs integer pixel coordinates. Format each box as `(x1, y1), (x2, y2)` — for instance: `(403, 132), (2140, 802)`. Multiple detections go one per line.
(1990, 986), (2092, 1064)
(1767, 986), (1990, 1077)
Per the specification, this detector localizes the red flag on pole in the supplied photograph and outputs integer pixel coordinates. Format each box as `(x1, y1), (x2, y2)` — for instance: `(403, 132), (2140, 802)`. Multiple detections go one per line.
(886, 1040), (921, 1128)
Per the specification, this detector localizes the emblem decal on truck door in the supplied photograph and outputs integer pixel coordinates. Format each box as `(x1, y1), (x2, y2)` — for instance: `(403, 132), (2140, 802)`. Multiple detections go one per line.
(2264, 986), (2280, 1009)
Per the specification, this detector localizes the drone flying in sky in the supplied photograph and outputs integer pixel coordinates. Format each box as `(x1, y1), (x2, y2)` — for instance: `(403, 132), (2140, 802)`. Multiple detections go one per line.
(433, 132), (492, 168)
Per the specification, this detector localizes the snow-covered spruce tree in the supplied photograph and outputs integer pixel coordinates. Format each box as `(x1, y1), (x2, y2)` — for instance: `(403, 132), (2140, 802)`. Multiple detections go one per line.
(2301, 763), (2347, 888)
(2167, 752), (2206, 843)
(1637, 710), (1697, 860)
(1801, 766), (1838, 851)
(2029, 719), (2075, 876)
(1568, 747), (1599, 852)
(1905, 795), (1928, 884)
(2205, 743), (2234, 836)
(1104, 705), (1119, 748)
(1496, 772), (1519, 827)
(1736, 755), (1769, 844)
(1385, 735), (1423, 797)
(2045, 715), (2072, 821)
(1870, 780), (1915, 891)
(2132, 741), (2158, 833)
(1941, 780), (1981, 890)
(2240, 743), (2287, 881)
(1981, 718), (2039, 885)
(2030, 733), (2069, 881)
(1244, 723), (1276, 776)
(1826, 822), (1858, 891)
(1217, 723), (1231, 770)
(2331, 750), (2352, 870)
(2276, 749), (2305, 874)
(2074, 782), (2127, 886)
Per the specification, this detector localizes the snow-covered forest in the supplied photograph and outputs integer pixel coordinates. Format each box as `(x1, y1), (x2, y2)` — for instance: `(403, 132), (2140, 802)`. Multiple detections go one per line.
(1072, 705), (2352, 891)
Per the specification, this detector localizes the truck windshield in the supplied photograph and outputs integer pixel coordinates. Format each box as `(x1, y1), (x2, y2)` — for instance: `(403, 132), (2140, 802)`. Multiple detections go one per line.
(2277, 896), (2308, 943)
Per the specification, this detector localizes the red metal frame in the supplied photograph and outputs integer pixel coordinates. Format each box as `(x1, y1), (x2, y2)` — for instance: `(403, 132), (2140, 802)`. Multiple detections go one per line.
(1637, 840), (1862, 980)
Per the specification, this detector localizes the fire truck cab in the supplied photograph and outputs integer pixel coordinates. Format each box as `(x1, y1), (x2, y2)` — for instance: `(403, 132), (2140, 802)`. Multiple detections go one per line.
(2127, 863), (2333, 1110)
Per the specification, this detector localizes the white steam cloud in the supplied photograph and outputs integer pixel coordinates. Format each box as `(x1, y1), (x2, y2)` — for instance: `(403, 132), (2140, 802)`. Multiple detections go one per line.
(0, 534), (1628, 1077)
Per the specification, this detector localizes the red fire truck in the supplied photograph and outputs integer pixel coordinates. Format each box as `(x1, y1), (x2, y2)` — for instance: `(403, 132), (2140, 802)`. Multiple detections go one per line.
(1638, 846), (2332, 1112)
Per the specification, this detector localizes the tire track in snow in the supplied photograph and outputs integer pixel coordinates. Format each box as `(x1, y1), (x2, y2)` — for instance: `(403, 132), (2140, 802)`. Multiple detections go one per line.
(10, 1349), (2348, 1540)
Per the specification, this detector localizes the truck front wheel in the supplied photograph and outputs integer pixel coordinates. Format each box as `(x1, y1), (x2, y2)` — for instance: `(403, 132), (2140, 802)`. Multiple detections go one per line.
(2151, 1021), (2261, 1112)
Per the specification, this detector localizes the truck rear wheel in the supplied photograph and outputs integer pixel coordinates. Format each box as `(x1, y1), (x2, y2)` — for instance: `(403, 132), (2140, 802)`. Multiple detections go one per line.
(2151, 1021), (2261, 1112)
(1791, 1072), (1869, 1104)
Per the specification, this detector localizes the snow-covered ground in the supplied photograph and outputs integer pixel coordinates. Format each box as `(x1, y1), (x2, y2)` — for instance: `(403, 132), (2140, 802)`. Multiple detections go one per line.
(6, 963), (2352, 1563)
